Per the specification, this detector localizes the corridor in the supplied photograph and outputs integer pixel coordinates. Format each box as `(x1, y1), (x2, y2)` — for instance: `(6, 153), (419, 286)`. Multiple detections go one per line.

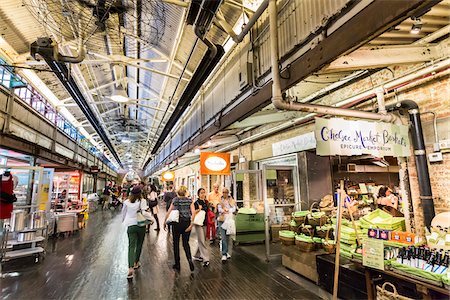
(1, 209), (323, 300)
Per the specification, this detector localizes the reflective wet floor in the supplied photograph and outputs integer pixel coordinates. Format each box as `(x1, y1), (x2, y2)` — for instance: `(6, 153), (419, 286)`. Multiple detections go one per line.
(1, 208), (325, 300)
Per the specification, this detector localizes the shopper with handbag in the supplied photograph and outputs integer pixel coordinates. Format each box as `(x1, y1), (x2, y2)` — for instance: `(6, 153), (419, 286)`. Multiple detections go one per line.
(121, 186), (149, 279)
(164, 185), (196, 272)
(217, 188), (236, 263)
(192, 188), (210, 267)
(148, 184), (160, 232)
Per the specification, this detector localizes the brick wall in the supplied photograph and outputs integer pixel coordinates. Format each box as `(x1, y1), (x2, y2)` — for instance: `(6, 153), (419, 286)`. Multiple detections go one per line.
(234, 67), (449, 236)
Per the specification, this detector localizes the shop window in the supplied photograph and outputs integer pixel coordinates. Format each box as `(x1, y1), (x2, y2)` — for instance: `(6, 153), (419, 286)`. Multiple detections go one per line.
(2, 71), (11, 88)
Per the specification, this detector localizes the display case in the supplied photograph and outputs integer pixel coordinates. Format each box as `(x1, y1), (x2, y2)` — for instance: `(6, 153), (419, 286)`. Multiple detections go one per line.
(0, 166), (52, 211)
(234, 170), (263, 211)
(51, 171), (81, 211)
(264, 167), (299, 225)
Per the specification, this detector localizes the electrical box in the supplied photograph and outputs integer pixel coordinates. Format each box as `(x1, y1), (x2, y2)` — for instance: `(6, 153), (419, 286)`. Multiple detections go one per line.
(239, 50), (253, 91)
(439, 139), (450, 153)
(428, 152), (443, 163)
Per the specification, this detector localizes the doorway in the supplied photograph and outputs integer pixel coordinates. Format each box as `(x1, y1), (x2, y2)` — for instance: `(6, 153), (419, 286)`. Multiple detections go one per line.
(262, 165), (300, 260)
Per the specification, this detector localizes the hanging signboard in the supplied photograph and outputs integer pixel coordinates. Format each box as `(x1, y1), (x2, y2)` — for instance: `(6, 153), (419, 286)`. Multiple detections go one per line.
(200, 152), (231, 175)
(272, 132), (316, 156)
(161, 171), (175, 182)
(315, 118), (410, 157)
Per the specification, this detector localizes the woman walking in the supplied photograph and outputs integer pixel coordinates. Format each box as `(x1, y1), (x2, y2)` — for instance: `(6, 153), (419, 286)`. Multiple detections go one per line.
(217, 188), (236, 263)
(121, 186), (148, 279)
(149, 184), (160, 231)
(164, 186), (195, 272)
(192, 188), (210, 267)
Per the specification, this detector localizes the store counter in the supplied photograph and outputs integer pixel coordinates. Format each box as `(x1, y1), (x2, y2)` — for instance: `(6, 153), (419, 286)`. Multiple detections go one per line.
(316, 254), (368, 299)
(281, 245), (326, 283)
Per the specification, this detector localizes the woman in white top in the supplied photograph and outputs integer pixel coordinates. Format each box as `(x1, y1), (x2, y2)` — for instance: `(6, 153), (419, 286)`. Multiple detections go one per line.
(122, 186), (148, 279)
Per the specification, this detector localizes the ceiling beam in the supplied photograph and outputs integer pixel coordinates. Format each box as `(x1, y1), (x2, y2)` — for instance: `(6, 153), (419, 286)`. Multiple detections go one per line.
(227, 110), (308, 129)
(324, 39), (449, 72)
(127, 62), (190, 81)
(120, 27), (194, 77)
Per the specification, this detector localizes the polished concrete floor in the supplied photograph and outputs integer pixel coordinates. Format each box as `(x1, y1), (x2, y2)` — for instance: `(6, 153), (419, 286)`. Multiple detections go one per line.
(1, 207), (327, 300)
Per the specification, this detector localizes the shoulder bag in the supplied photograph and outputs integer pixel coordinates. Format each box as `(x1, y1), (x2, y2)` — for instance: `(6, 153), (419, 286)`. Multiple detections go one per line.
(137, 200), (152, 227)
(166, 199), (179, 224)
(193, 210), (206, 226)
(148, 191), (158, 208)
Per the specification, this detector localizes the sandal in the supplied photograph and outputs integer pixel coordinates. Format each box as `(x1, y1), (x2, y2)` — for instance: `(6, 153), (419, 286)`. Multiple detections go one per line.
(127, 270), (134, 279)
(133, 262), (141, 269)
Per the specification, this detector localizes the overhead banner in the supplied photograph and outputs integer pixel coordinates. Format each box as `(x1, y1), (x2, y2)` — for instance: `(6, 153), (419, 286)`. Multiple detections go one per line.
(315, 118), (410, 157)
(200, 152), (231, 175)
(161, 171), (175, 182)
(272, 132), (316, 156)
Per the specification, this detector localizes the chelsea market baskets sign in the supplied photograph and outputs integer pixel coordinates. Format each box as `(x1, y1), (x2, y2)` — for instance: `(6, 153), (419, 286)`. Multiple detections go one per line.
(315, 118), (411, 157)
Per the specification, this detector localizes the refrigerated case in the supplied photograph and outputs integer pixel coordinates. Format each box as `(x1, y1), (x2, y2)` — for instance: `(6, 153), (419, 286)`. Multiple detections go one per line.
(51, 171), (81, 211)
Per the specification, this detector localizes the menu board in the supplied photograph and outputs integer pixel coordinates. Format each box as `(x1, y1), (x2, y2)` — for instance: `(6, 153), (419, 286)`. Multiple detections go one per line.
(362, 238), (384, 270)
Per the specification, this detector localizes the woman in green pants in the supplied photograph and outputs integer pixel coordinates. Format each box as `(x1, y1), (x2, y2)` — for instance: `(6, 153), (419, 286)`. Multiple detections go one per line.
(122, 186), (148, 279)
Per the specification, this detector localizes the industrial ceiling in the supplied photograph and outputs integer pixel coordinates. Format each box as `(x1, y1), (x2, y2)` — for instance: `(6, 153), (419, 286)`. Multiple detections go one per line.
(0, 0), (448, 173)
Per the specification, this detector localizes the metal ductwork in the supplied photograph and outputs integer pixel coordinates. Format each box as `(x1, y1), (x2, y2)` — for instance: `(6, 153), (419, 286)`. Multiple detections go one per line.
(390, 100), (435, 228)
(193, 0), (223, 39)
(147, 0), (224, 161)
(30, 37), (85, 64)
(186, 0), (202, 25)
(30, 38), (123, 168)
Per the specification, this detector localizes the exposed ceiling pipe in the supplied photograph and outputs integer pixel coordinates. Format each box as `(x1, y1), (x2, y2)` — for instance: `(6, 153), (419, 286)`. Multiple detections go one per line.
(30, 40), (123, 167)
(268, 0), (397, 123)
(145, 0), (224, 163)
(389, 100), (435, 228)
(216, 0), (268, 44)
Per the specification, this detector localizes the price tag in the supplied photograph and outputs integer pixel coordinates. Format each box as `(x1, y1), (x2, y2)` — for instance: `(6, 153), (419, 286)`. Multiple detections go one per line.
(363, 238), (384, 270)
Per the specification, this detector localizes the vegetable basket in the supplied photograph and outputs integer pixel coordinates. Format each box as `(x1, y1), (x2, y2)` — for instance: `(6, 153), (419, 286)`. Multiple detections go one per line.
(279, 230), (296, 246)
(307, 203), (327, 226)
(322, 228), (336, 254)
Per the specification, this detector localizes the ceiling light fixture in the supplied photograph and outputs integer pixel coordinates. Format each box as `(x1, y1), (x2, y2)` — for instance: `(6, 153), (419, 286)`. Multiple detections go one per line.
(410, 18), (422, 35)
(110, 86), (129, 103)
(372, 158), (390, 167)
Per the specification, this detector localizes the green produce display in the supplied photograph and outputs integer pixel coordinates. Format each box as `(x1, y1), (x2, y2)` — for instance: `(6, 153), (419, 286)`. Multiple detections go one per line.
(279, 230), (296, 238)
(295, 234), (314, 243)
(390, 261), (443, 282)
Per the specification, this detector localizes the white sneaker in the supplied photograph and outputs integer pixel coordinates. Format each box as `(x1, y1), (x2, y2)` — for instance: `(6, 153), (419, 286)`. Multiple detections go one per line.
(226, 253), (231, 259)
(221, 255), (227, 262)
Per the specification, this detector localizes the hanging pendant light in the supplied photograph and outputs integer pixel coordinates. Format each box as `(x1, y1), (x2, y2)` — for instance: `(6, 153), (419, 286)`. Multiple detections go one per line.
(110, 86), (129, 103)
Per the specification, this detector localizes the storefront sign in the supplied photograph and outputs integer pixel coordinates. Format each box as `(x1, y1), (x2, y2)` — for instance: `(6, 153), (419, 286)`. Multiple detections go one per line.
(363, 238), (384, 270)
(90, 166), (99, 173)
(161, 171), (175, 182)
(315, 118), (410, 157)
(272, 132), (316, 156)
(200, 152), (230, 175)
